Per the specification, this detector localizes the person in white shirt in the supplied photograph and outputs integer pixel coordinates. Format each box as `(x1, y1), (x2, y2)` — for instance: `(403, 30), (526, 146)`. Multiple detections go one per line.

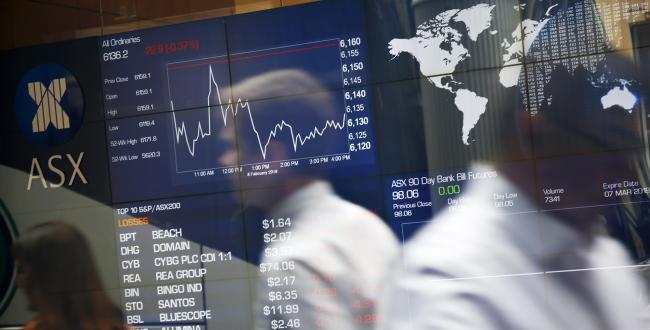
(258, 179), (398, 330)
(217, 69), (399, 330)
(377, 0), (650, 327)
(378, 163), (650, 329)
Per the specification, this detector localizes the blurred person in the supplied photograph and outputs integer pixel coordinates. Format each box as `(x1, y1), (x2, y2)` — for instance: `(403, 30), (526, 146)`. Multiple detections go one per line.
(218, 69), (399, 330)
(378, 156), (650, 329)
(13, 222), (125, 330)
(377, 0), (650, 329)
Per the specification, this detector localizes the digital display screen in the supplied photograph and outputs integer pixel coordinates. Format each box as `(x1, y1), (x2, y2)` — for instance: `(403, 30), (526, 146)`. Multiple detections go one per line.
(103, 1), (376, 203)
(2, 0), (650, 328)
(101, 0), (380, 328)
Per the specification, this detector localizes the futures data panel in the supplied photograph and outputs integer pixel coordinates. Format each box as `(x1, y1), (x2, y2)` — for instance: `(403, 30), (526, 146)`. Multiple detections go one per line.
(385, 161), (537, 241)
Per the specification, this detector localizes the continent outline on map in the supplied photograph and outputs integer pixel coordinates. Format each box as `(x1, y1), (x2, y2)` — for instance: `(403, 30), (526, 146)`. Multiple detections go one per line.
(388, 3), (496, 145)
(387, 0), (640, 146)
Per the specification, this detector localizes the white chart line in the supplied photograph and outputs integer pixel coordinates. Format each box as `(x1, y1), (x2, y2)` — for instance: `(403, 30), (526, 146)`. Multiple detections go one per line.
(171, 64), (347, 164)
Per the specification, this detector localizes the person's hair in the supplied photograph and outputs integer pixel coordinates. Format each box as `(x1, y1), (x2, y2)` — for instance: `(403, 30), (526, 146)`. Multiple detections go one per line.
(12, 222), (124, 330)
(232, 69), (339, 158)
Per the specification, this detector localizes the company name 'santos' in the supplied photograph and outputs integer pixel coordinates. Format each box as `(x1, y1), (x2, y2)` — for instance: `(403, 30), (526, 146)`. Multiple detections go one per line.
(27, 152), (88, 190)
(102, 37), (141, 48)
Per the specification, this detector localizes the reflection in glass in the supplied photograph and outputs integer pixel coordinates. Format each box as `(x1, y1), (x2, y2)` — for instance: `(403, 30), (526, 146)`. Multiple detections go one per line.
(378, 0), (650, 329)
(13, 222), (125, 330)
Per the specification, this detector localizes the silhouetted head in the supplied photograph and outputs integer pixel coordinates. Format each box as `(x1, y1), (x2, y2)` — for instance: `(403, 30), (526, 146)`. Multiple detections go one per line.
(219, 69), (338, 167)
(218, 69), (341, 207)
(12, 222), (123, 330)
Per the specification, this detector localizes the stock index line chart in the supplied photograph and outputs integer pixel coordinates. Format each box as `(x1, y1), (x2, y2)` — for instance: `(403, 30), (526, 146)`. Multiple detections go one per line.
(166, 38), (371, 174)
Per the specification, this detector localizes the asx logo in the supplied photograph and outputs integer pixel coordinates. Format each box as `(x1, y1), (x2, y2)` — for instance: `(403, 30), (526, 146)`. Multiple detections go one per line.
(27, 78), (70, 133)
(15, 64), (88, 190)
(27, 152), (88, 191)
(15, 64), (83, 146)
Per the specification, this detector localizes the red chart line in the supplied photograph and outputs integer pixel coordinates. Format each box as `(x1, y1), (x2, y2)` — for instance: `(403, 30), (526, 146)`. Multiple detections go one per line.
(168, 42), (339, 71)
